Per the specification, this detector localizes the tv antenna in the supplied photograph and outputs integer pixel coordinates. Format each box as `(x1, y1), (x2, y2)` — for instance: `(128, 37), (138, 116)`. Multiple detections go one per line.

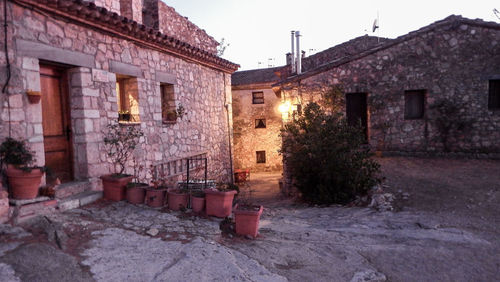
(372, 11), (380, 42)
(494, 8), (500, 21)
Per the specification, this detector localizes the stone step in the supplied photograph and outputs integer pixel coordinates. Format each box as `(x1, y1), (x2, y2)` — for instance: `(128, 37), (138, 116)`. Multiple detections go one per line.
(9, 197), (58, 224)
(57, 191), (103, 211)
(55, 181), (92, 199)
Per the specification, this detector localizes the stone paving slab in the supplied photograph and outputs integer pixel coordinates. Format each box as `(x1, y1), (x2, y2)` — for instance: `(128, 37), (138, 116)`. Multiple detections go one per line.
(1, 199), (497, 282)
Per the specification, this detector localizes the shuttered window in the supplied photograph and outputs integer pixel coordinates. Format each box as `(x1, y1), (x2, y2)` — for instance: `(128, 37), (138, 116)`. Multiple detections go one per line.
(252, 92), (264, 104)
(404, 90), (426, 119)
(488, 80), (500, 110)
(256, 151), (266, 163)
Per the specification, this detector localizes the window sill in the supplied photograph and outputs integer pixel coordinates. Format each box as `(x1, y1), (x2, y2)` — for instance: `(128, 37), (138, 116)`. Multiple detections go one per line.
(163, 120), (177, 125)
(118, 121), (141, 125)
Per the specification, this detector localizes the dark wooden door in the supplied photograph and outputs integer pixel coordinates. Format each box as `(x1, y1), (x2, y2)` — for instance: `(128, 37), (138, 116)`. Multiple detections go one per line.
(40, 65), (73, 183)
(345, 93), (368, 140)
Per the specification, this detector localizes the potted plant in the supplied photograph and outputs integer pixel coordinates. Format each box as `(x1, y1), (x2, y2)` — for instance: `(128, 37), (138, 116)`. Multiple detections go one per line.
(145, 167), (167, 207)
(233, 202), (263, 238)
(0, 137), (45, 199)
(164, 104), (186, 123)
(190, 190), (205, 213)
(205, 182), (238, 218)
(125, 158), (148, 204)
(167, 186), (189, 211)
(101, 123), (143, 201)
(118, 110), (131, 122)
(26, 90), (42, 104)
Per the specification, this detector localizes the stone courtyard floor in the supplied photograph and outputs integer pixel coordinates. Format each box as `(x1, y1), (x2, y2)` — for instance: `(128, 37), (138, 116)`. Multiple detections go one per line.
(0, 157), (499, 281)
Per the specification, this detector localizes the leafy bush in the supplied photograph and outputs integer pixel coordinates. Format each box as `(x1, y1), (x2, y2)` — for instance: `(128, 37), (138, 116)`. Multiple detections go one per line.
(0, 137), (35, 167)
(281, 102), (381, 204)
(103, 124), (144, 175)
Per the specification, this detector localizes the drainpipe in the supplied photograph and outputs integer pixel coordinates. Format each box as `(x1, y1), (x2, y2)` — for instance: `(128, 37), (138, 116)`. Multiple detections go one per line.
(290, 31), (295, 73)
(223, 73), (234, 184)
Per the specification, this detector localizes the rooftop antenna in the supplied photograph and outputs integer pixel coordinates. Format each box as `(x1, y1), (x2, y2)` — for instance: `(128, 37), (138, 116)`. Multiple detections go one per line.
(372, 11), (380, 43)
(267, 58), (275, 68)
(494, 8), (500, 21)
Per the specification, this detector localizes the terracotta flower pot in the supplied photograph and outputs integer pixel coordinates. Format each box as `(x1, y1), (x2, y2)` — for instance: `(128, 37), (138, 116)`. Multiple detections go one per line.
(205, 189), (237, 218)
(190, 195), (205, 213)
(126, 183), (148, 204)
(6, 166), (44, 199)
(233, 204), (264, 238)
(167, 188), (189, 211)
(101, 174), (133, 201)
(145, 188), (167, 207)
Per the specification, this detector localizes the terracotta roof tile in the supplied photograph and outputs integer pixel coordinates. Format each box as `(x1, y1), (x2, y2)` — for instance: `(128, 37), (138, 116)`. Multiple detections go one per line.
(13, 0), (239, 73)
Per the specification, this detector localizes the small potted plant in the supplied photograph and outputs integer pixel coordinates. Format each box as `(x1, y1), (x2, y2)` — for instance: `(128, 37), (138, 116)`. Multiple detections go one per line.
(101, 123), (144, 201)
(167, 186), (189, 211)
(190, 190), (205, 213)
(118, 110), (131, 122)
(164, 104), (186, 123)
(205, 182), (238, 218)
(125, 158), (148, 204)
(233, 200), (263, 239)
(145, 167), (168, 207)
(0, 137), (45, 199)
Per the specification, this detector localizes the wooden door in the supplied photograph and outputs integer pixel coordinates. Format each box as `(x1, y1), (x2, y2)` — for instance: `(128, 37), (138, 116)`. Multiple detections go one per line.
(345, 93), (368, 140)
(40, 65), (73, 183)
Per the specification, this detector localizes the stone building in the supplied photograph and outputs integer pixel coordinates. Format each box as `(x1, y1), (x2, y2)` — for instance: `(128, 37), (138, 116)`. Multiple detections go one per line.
(276, 15), (500, 154)
(0, 0), (238, 221)
(231, 67), (283, 172)
(232, 16), (500, 193)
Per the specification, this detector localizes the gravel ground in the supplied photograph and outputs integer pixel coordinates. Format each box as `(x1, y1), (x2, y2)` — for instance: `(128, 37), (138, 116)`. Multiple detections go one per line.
(0, 157), (498, 281)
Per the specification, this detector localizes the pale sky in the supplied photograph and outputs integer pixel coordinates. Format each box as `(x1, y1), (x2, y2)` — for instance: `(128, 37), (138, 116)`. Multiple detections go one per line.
(163, 0), (499, 71)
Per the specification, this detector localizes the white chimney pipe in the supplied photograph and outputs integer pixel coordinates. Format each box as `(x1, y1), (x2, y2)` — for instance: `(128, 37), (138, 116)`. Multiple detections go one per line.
(291, 31), (295, 73)
(296, 31), (301, 74)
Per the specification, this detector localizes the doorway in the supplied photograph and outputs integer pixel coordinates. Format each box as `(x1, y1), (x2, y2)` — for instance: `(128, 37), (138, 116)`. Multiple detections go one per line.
(39, 65), (74, 183)
(345, 92), (368, 140)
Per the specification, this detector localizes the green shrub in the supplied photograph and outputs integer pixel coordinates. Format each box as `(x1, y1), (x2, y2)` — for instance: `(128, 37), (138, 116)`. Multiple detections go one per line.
(281, 102), (381, 204)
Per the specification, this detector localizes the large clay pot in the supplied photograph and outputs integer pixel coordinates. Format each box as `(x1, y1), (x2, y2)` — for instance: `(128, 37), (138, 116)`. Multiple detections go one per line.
(101, 174), (133, 201)
(145, 188), (167, 207)
(233, 204), (263, 238)
(205, 189), (237, 218)
(190, 194), (205, 213)
(167, 188), (189, 211)
(126, 183), (148, 204)
(6, 166), (44, 199)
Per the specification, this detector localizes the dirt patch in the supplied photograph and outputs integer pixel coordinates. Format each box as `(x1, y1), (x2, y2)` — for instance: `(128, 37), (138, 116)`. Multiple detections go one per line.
(378, 156), (500, 240)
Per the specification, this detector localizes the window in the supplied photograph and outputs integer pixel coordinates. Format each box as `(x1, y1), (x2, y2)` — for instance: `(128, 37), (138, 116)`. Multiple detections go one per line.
(161, 83), (176, 122)
(404, 90), (426, 119)
(488, 79), (500, 110)
(256, 151), (266, 163)
(255, 119), (266, 128)
(116, 75), (140, 123)
(252, 91), (264, 104)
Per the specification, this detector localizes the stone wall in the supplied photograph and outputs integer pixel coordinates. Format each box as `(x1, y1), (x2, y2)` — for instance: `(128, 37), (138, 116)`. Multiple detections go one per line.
(232, 87), (283, 172)
(0, 1), (234, 188)
(92, 0), (121, 14)
(143, 0), (218, 55)
(282, 20), (500, 154)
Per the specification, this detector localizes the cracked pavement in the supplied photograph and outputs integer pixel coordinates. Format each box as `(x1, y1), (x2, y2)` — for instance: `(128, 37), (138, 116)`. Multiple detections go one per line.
(0, 158), (499, 281)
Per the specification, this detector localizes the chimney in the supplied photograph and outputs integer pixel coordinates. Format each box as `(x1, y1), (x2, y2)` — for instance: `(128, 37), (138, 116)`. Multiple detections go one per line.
(291, 31), (296, 73)
(120, 0), (143, 24)
(296, 31), (301, 74)
(286, 53), (292, 65)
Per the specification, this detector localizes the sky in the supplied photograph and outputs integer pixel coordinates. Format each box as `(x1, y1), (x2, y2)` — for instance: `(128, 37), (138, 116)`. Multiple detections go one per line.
(163, 0), (499, 71)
